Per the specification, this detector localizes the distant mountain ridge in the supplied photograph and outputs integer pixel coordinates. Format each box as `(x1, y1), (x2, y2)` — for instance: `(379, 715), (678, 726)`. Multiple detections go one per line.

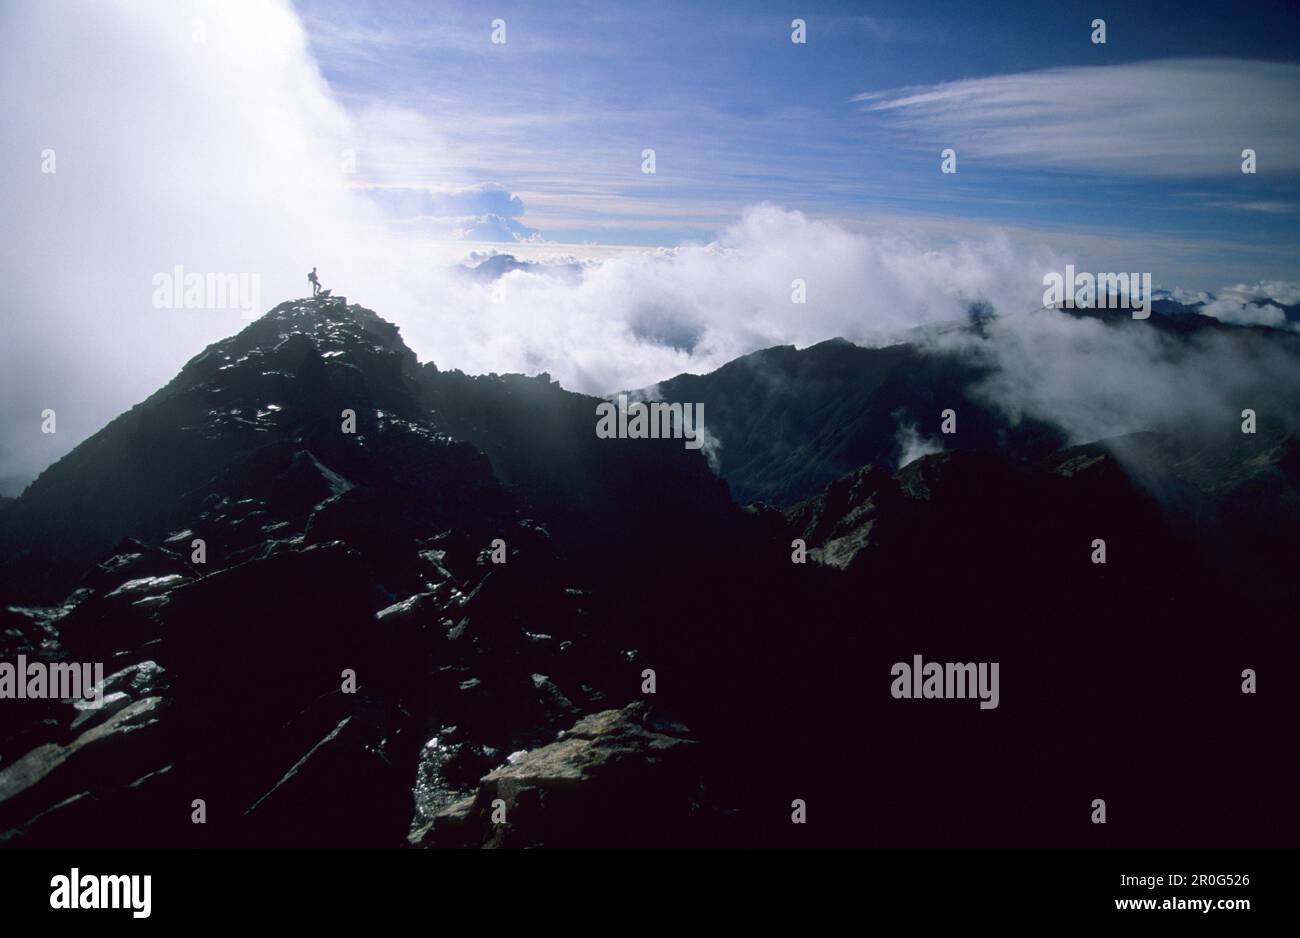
(641, 305), (1300, 506)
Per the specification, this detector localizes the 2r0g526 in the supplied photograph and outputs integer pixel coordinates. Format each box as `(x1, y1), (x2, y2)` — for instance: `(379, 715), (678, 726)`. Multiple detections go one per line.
(1188, 875), (1250, 887)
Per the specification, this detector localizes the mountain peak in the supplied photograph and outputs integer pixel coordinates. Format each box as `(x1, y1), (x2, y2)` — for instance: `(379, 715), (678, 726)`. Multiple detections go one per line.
(0, 295), (455, 602)
(225, 295), (410, 362)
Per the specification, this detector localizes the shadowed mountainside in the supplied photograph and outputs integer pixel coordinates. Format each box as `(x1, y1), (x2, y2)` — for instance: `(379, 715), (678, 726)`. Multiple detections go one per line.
(644, 307), (1300, 507)
(0, 296), (1296, 848)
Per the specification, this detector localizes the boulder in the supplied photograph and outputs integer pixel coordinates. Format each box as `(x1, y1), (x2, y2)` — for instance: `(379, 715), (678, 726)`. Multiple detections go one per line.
(425, 702), (698, 848)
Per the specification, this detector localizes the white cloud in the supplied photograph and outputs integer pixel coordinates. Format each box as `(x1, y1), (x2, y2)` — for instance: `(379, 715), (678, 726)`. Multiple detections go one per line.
(1201, 299), (1287, 328)
(896, 422), (943, 468)
(859, 59), (1300, 177)
(924, 306), (1300, 446)
(394, 203), (1060, 397)
(446, 215), (544, 242)
(364, 183), (544, 241)
(0, 0), (389, 482)
(1154, 286), (1214, 306)
(363, 183), (522, 218)
(1203, 200), (1296, 214)
(1245, 280), (1300, 305)
(1199, 281), (1299, 328)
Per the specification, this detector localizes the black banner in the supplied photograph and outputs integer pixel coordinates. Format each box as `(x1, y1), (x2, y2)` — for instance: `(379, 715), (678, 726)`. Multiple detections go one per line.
(0, 848), (1286, 924)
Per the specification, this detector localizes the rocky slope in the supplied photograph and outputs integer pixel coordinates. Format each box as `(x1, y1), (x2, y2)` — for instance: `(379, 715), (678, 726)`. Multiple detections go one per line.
(0, 297), (728, 846)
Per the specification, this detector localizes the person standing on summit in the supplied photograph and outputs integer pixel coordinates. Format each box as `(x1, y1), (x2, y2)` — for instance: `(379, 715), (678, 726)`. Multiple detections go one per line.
(308, 266), (321, 296)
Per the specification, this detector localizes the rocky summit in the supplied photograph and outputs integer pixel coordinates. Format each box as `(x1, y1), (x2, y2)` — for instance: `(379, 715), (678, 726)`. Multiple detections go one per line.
(0, 296), (1297, 848)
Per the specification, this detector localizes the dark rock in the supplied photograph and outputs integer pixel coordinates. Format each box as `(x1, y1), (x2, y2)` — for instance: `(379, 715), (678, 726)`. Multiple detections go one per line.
(0, 696), (167, 831)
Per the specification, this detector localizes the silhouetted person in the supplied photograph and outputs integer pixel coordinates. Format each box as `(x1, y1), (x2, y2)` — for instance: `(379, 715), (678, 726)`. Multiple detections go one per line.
(308, 267), (321, 296)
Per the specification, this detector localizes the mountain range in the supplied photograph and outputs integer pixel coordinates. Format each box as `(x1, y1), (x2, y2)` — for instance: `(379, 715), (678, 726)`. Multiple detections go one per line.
(0, 295), (1295, 847)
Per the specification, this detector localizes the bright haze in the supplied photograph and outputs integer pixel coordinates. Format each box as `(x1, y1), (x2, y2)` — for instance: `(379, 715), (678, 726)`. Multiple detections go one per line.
(2, 0), (1299, 493)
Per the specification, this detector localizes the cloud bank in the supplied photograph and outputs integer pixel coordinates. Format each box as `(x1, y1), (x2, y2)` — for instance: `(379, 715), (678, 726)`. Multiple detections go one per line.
(0, 0), (386, 487)
(926, 307), (1300, 448)
(366, 183), (544, 242)
(1199, 281), (1299, 328)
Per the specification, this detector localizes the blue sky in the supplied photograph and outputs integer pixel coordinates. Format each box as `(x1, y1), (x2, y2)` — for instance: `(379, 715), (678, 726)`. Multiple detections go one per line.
(295, 0), (1300, 284)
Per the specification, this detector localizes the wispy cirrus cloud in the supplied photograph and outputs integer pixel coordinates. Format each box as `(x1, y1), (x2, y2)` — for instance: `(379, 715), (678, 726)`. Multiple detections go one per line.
(1202, 200), (1295, 214)
(858, 59), (1300, 178)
